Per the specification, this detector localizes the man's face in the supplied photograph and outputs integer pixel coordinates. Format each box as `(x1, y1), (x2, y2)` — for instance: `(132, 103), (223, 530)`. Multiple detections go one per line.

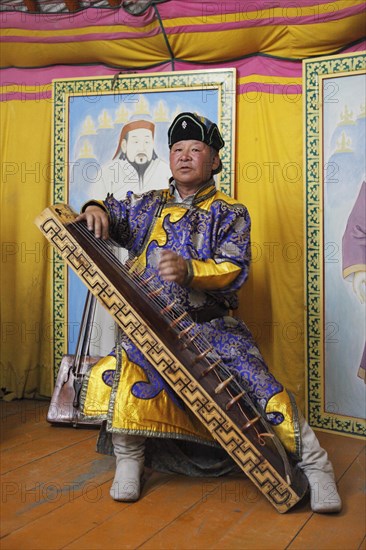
(122, 128), (154, 164)
(169, 140), (220, 191)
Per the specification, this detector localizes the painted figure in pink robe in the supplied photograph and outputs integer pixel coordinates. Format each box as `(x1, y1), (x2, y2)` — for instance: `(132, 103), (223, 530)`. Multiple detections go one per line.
(342, 180), (366, 383)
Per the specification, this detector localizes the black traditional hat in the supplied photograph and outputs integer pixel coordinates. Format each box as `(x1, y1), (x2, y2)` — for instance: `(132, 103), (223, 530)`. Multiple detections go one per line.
(168, 112), (225, 174)
(168, 112), (225, 151)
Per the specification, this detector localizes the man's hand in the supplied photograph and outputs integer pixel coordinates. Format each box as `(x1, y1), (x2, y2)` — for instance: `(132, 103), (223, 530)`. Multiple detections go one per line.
(158, 249), (188, 286)
(76, 205), (109, 240)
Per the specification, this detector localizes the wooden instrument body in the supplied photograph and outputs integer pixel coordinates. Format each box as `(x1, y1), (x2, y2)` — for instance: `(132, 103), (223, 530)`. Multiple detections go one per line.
(47, 354), (101, 427)
(35, 204), (308, 513)
(47, 276), (102, 427)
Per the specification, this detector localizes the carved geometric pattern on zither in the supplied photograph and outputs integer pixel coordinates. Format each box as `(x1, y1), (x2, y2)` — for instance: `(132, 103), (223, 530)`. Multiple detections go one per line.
(180, 386), (208, 405)
(52, 233), (77, 256)
(251, 467), (291, 504)
(236, 451), (260, 472)
(246, 466), (292, 504)
(39, 212), (299, 512)
(215, 425), (251, 450)
(146, 346), (175, 368)
(250, 460), (279, 486)
(227, 446), (293, 505)
(68, 252), (92, 272)
(162, 366), (191, 387)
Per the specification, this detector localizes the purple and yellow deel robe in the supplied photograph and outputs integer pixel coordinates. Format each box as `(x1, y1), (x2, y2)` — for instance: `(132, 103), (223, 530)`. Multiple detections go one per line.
(80, 180), (301, 459)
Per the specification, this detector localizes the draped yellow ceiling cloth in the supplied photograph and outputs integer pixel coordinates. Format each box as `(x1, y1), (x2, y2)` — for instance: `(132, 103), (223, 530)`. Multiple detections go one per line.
(1, 0), (365, 405)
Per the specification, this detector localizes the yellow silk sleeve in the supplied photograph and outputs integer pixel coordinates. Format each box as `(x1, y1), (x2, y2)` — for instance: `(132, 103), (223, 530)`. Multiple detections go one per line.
(189, 259), (242, 290)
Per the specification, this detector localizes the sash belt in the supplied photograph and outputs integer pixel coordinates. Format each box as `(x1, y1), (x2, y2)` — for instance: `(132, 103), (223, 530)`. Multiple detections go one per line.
(189, 304), (229, 323)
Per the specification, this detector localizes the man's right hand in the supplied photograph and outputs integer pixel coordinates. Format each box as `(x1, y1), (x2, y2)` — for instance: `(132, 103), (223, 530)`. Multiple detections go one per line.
(76, 205), (109, 240)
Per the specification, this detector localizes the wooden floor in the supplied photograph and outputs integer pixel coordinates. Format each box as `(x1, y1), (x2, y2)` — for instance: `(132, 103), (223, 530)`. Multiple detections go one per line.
(1, 400), (365, 550)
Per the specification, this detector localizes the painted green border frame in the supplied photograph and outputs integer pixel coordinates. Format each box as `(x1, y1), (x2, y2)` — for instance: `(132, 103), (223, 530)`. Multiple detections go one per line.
(303, 52), (366, 438)
(51, 68), (236, 380)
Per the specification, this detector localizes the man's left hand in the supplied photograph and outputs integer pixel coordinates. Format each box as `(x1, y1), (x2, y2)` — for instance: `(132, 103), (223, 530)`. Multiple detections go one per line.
(158, 250), (188, 286)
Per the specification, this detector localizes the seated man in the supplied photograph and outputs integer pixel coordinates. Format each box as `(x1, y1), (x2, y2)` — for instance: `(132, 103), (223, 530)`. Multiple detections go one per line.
(77, 112), (342, 514)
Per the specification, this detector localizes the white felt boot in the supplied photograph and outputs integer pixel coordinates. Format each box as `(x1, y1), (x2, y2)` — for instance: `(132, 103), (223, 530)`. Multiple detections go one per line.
(110, 433), (145, 502)
(298, 416), (342, 513)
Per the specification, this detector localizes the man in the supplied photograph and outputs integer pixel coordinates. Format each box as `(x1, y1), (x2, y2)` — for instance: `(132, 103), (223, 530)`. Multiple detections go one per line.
(77, 112), (342, 513)
(98, 118), (171, 199)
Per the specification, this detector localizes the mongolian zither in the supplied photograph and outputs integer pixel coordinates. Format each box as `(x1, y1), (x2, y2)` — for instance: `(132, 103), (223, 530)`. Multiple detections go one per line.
(35, 203), (309, 513)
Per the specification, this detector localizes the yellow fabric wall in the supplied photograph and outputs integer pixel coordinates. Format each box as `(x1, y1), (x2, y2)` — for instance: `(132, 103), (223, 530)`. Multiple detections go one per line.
(236, 91), (305, 404)
(1, 99), (53, 399)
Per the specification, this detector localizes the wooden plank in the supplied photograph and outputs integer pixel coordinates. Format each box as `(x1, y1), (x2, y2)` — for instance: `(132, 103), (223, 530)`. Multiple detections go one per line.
(0, 400), (49, 421)
(63, 476), (224, 549)
(2, 415), (53, 454)
(315, 431), (365, 473)
(1, 405), (96, 445)
(1, 438), (114, 537)
(141, 476), (294, 549)
(1, 424), (97, 473)
(140, 476), (311, 550)
(0, 399), (85, 456)
(0, 471), (171, 550)
(287, 445), (366, 550)
(139, 475), (274, 549)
